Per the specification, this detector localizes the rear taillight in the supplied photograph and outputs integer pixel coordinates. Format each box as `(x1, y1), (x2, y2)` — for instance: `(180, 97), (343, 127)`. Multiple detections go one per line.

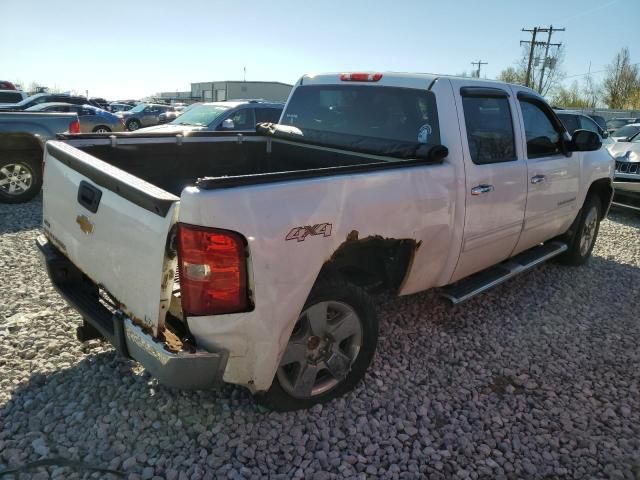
(69, 119), (81, 134)
(339, 72), (383, 82)
(177, 223), (248, 316)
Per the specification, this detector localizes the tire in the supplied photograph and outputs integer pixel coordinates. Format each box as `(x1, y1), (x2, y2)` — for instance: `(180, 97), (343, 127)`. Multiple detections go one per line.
(558, 195), (602, 266)
(127, 119), (141, 131)
(0, 155), (42, 204)
(92, 126), (111, 133)
(257, 274), (378, 411)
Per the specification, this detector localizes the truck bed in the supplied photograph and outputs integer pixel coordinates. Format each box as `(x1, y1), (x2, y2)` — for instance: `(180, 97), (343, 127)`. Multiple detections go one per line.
(55, 129), (443, 197)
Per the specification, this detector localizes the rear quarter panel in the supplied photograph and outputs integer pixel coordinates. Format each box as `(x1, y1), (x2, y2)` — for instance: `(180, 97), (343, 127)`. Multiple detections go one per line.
(180, 159), (462, 390)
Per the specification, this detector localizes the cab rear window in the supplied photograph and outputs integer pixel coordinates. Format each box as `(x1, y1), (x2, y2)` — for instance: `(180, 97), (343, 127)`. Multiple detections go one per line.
(0, 91), (23, 103)
(281, 85), (440, 146)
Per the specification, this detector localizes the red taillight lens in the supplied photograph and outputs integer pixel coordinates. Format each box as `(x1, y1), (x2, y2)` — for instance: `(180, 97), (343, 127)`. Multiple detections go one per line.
(177, 223), (248, 316)
(339, 72), (383, 82)
(69, 119), (81, 134)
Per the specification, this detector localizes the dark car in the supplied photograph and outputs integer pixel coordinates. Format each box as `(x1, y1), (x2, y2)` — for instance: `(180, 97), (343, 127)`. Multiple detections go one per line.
(588, 114), (607, 132)
(0, 80), (16, 90)
(555, 110), (608, 138)
(0, 93), (101, 111)
(90, 97), (110, 110)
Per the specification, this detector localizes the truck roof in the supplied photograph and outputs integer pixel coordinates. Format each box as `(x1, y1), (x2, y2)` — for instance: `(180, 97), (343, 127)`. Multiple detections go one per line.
(299, 71), (535, 93)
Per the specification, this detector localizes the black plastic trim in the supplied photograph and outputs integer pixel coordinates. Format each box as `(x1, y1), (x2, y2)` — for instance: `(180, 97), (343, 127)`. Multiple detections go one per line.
(460, 87), (510, 98)
(46, 141), (178, 217)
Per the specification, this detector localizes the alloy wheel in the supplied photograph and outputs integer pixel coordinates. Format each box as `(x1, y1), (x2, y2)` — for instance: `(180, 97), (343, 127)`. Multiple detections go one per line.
(276, 301), (363, 399)
(0, 163), (33, 196)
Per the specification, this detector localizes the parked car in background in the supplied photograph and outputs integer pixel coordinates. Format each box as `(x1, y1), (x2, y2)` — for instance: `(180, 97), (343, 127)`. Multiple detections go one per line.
(116, 103), (175, 131)
(610, 123), (640, 142)
(138, 100), (283, 133)
(0, 90), (28, 106)
(607, 131), (640, 212)
(158, 105), (188, 124)
(588, 114), (607, 132)
(0, 93), (101, 111)
(606, 117), (640, 134)
(109, 102), (134, 113)
(26, 103), (125, 133)
(0, 111), (79, 203)
(0, 80), (17, 90)
(555, 110), (609, 139)
(90, 97), (110, 110)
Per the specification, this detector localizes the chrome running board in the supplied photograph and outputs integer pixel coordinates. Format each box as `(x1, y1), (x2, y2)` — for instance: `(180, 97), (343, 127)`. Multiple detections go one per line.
(441, 241), (568, 305)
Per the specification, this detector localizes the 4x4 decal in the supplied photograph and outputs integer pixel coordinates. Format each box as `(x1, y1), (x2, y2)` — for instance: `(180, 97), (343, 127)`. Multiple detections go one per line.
(286, 223), (332, 242)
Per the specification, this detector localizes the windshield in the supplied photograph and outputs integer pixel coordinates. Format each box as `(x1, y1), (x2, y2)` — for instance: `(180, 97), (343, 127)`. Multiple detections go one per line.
(170, 104), (229, 126)
(280, 85), (440, 145)
(129, 104), (146, 113)
(613, 125), (640, 138)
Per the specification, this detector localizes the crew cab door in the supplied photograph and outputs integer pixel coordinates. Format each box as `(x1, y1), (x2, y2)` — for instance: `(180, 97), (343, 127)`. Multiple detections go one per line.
(512, 92), (580, 254)
(450, 84), (527, 281)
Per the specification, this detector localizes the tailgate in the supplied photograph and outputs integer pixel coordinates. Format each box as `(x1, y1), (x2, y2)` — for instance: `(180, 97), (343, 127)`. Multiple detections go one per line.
(42, 140), (179, 335)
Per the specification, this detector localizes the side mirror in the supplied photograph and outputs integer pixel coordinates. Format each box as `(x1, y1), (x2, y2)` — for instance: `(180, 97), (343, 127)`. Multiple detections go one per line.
(221, 118), (235, 130)
(569, 129), (602, 152)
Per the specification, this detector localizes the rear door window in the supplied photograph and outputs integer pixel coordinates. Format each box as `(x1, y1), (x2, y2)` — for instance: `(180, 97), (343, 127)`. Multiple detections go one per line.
(281, 85), (440, 145)
(461, 93), (516, 164)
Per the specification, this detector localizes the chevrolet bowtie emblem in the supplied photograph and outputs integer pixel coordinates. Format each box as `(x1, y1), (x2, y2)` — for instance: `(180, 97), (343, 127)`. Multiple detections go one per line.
(76, 215), (94, 234)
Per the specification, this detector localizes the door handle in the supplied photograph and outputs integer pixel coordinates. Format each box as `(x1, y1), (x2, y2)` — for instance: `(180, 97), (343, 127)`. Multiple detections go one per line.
(471, 184), (494, 195)
(531, 175), (546, 184)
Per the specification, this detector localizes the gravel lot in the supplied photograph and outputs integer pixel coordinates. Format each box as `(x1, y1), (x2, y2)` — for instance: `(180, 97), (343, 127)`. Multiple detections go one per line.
(1, 197), (639, 480)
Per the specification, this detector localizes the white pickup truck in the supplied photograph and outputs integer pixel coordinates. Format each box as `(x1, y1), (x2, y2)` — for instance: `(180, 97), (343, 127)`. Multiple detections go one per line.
(38, 72), (613, 410)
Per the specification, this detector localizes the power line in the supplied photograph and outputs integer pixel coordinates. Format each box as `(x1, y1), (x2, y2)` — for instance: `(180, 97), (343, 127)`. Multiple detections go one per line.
(520, 26), (564, 90)
(563, 63), (640, 79)
(471, 60), (488, 78)
(537, 26), (565, 91)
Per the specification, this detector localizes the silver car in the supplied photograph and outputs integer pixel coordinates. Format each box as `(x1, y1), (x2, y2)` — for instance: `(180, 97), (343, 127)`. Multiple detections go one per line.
(116, 103), (175, 131)
(26, 103), (125, 133)
(138, 100), (283, 134)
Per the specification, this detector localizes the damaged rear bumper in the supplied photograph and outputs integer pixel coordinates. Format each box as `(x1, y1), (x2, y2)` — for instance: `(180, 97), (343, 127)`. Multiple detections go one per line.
(36, 234), (228, 389)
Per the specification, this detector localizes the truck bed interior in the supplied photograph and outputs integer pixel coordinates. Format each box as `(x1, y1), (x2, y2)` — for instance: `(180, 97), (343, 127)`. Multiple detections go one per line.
(77, 135), (399, 196)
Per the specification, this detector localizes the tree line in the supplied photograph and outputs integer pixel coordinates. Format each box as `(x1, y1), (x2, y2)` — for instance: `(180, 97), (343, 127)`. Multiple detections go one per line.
(497, 47), (640, 110)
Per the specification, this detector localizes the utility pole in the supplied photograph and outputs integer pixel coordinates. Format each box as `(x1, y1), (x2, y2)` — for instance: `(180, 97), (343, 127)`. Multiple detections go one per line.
(521, 27), (538, 88)
(537, 25), (565, 92)
(471, 60), (488, 78)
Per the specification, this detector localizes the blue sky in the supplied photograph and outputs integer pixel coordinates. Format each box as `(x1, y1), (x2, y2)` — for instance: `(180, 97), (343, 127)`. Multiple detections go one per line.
(2, 0), (638, 99)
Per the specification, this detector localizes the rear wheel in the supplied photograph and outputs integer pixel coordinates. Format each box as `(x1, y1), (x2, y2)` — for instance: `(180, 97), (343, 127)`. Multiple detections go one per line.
(257, 275), (378, 411)
(0, 155), (42, 204)
(558, 195), (602, 266)
(92, 126), (111, 133)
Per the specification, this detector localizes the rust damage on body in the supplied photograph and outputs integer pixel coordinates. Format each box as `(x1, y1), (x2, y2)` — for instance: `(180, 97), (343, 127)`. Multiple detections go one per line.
(324, 230), (419, 293)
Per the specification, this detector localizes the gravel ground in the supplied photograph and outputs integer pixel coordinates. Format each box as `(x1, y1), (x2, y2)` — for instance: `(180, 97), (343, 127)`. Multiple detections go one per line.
(0, 196), (639, 480)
